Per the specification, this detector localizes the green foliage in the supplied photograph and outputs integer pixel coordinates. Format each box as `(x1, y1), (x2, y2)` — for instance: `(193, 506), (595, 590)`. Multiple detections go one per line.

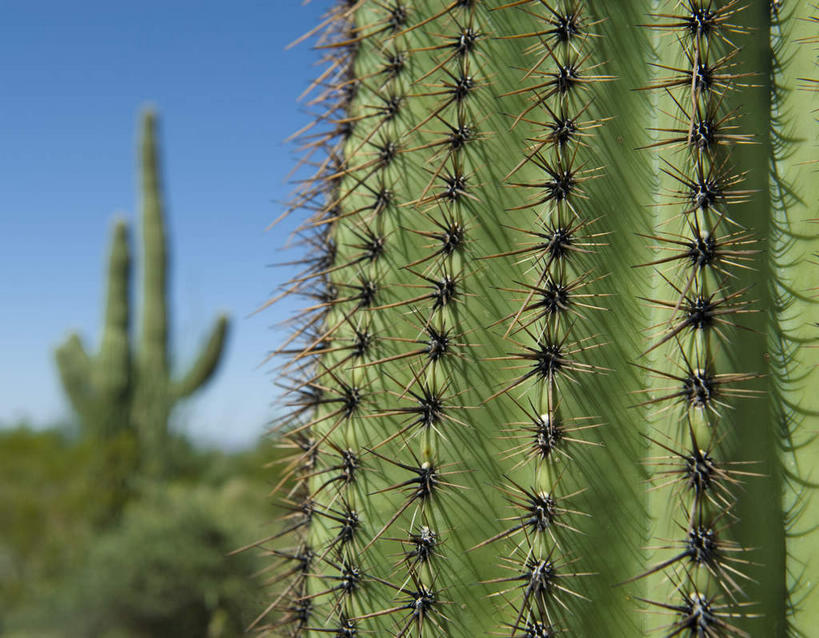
(263, 1), (818, 636)
(54, 111), (230, 478)
(0, 424), (275, 637)
(0, 425), (98, 611)
(48, 484), (265, 638)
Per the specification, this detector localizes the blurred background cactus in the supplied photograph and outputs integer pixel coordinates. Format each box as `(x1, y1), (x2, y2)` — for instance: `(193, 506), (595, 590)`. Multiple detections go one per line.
(55, 111), (229, 480)
(261, 1), (818, 636)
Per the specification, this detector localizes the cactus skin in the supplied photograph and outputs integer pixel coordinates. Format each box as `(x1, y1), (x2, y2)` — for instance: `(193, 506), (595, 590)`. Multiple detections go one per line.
(262, 2), (817, 636)
(55, 111), (229, 477)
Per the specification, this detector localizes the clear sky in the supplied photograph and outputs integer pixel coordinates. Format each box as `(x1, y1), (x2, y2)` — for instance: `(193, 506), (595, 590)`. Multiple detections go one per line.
(0, 1), (331, 448)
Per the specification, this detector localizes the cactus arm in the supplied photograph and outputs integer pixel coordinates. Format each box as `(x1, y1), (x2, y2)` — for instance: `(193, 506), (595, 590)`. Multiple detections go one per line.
(170, 314), (229, 400)
(131, 110), (229, 474)
(55, 333), (94, 421)
(54, 217), (131, 436)
(137, 109), (170, 381)
(95, 218), (132, 408)
(131, 109), (172, 477)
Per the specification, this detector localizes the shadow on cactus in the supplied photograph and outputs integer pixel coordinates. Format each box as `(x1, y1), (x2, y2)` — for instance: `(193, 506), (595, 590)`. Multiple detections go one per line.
(259, 2), (817, 637)
(54, 111), (230, 481)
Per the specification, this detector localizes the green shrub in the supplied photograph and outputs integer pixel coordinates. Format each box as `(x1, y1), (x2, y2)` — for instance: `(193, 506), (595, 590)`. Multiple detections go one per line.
(38, 484), (265, 638)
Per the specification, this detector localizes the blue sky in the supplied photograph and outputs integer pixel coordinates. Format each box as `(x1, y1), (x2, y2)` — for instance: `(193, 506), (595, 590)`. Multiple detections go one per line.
(0, 1), (331, 448)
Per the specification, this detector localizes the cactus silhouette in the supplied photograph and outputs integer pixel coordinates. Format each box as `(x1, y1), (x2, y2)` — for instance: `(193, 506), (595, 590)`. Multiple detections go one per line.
(260, 2), (817, 636)
(55, 111), (229, 478)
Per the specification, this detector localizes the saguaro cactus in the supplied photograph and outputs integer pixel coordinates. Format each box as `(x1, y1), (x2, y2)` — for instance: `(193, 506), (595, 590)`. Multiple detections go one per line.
(56, 111), (229, 477)
(261, 2), (817, 636)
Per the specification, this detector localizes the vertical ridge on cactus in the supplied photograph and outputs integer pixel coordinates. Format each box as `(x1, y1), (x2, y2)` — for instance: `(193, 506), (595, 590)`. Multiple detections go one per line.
(635, 3), (781, 636)
(260, 1), (817, 636)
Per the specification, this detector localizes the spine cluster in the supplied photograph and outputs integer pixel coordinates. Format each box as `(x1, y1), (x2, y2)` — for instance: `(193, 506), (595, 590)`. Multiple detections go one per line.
(633, 2), (759, 634)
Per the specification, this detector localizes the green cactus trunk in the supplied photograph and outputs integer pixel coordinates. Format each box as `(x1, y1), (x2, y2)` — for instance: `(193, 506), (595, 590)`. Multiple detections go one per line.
(55, 111), (230, 479)
(263, 1), (817, 636)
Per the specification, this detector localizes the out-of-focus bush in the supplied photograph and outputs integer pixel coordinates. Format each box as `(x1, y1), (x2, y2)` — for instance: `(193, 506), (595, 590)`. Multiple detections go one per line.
(0, 424), (276, 637)
(0, 425), (98, 611)
(50, 483), (267, 638)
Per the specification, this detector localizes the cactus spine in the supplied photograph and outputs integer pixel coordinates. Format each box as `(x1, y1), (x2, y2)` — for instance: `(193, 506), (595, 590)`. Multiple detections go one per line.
(55, 111), (229, 477)
(262, 2), (817, 636)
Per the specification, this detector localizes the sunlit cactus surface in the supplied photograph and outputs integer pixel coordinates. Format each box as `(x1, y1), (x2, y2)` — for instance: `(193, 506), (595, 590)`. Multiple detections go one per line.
(259, 2), (818, 636)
